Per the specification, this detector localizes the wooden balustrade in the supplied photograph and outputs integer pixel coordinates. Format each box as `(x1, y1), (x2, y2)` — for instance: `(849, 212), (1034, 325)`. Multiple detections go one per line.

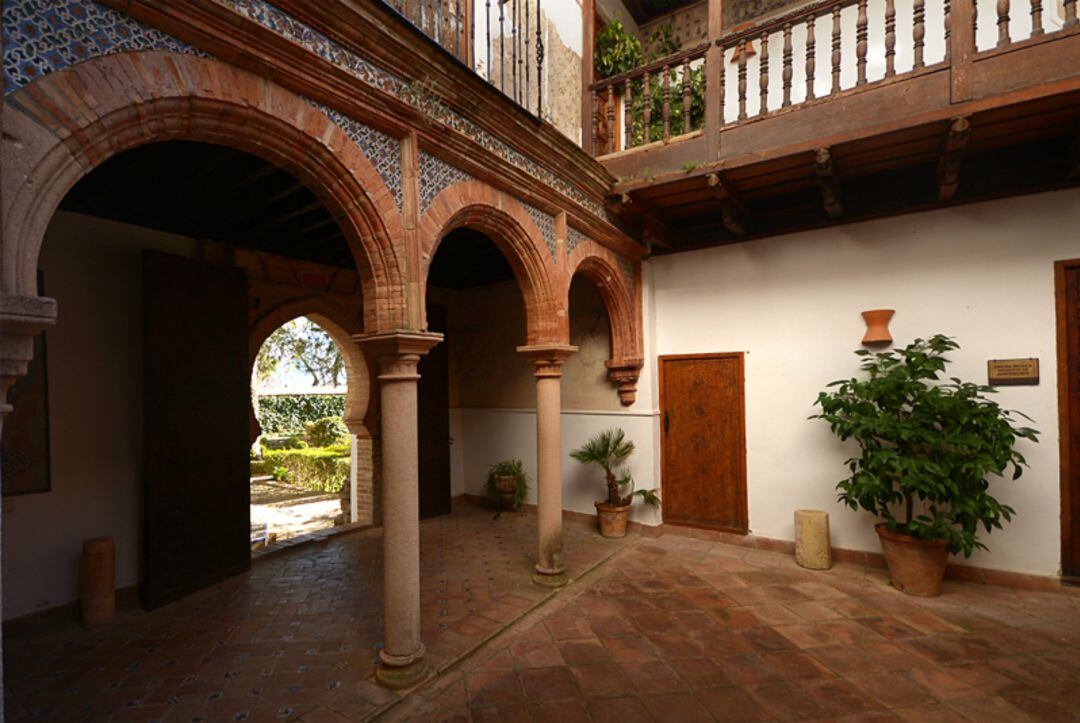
(584, 0), (1077, 158)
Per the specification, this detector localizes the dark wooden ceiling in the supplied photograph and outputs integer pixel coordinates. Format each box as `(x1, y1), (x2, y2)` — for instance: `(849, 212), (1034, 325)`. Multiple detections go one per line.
(620, 0), (701, 25)
(621, 91), (1080, 254)
(428, 227), (515, 290)
(60, 141), (356, 268)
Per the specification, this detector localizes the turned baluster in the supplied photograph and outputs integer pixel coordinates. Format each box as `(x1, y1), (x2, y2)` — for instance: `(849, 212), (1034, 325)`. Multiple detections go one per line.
(914, 0), (926, 69)
(1030, 0), (1044, 34)
(856, 0), (868, 85)
(683, 57), (692, 133)
(643, 72), (652, 143)
(759, 32), (770, 115)
(720, 47), (727, 126)
(663, 64), (671, 141)
(944, 0), (952, 60)
(738, 46), (748, 120)
(885, 0), (896, 77)
(591, 89), (599, 152)
(782, 23), (793, 107)
(624, 78), (633, 150)
(830, 6), (841, 94)
(607, 86), (616, 153)
(1066, 0), (1078, 27)
(997, 0), (1011, 47)
(805, 15), (817, 101)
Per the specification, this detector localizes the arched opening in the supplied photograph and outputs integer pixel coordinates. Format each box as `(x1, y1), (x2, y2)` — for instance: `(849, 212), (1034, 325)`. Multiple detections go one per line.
(250, 314), (373, 546)
(1, 140), (372, 624)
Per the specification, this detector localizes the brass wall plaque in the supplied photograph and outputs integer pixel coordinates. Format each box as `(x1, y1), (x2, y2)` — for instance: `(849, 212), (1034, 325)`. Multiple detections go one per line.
(987, 358), (1039, 386)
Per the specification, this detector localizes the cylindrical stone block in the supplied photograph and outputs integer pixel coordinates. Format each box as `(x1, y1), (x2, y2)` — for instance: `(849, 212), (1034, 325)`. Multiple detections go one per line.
(80, 537), (115, 627)
(794, 510), (832, 570)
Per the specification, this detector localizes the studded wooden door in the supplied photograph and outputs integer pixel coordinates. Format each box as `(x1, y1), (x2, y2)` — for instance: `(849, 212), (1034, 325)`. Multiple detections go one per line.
(1059, 260), (1080, 579)
(142, 251), (250, 609)
(659, 353), (748, 533)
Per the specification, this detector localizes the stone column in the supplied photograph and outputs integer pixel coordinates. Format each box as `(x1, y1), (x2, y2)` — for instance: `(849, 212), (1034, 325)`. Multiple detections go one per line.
(355, 331), (442, 689)
(517, 344), (577, 588)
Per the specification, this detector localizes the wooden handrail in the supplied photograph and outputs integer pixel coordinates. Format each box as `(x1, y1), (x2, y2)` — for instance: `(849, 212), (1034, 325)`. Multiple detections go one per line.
(716, 0), (861, 48)
(590, 43), (710, 91)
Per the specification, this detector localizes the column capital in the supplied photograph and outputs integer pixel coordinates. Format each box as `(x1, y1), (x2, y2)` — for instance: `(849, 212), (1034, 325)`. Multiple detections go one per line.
(517, 344), (578, 378)
(1, 293), (58, 415)
(354, 330), (443, 379)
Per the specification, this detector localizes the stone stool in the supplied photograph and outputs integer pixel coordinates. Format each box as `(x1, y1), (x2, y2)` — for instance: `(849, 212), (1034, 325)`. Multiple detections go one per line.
(80, 537), (115, 627)
(794, 510), (832, 570)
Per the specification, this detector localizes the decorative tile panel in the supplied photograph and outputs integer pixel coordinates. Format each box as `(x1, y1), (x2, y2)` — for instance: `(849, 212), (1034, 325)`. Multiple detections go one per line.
(522, 204), (556, 259)
(219, 0), (606, 218)
(418, 149), (472, 214)
(617, 256), (636, 290)
(567, 227), (587, 255)
(311, 101), (403, 210)
(3, 0), (208, 94)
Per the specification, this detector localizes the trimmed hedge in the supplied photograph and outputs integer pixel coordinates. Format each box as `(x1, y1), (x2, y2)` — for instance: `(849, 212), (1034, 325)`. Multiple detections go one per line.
(254, 445), (350, 493)
(261, 434), (308, 451)
(306, 417), (349, 447)
(256, 394), (345, 434)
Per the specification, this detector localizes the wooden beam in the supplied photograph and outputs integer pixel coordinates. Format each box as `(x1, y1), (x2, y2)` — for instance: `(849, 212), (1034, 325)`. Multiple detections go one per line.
(937, 116), (972, 201)
(606, 192), (672, 248)
(706, 172), (752, 235)
(814, 147), (844, 219)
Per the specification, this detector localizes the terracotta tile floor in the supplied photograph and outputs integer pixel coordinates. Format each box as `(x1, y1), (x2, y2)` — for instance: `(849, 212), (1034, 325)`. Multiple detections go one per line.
(3, 503), (627, 722)
(386, 535), (1080, 723)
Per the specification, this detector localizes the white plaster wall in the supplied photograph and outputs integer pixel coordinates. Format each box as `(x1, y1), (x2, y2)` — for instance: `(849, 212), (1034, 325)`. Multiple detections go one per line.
(454, 408), (661, 525)
(649, 188), (1080, 577)
(2, 212), (199, 620)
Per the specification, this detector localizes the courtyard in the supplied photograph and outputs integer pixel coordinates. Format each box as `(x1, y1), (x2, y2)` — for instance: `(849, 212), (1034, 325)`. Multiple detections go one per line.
(5, 504), (1078, 722)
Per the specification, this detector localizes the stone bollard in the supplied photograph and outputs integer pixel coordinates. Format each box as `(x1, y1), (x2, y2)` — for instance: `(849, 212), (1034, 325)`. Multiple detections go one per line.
(794, 510), (832, 570)
(80, 537), (115, 627)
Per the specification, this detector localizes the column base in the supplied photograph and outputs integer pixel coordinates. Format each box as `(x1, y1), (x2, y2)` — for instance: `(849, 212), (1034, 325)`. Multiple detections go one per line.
(375, 659), (432, 690)
(532, 569), (569, 588)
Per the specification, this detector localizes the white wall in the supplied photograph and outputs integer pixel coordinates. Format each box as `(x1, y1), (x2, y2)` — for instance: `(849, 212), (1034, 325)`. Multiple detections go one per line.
(650, 188), (1080, 577)
(2, 212), (199, 620)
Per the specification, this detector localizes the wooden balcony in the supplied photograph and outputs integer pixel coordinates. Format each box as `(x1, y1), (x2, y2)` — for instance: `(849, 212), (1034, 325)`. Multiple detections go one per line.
(593, 0), (1080, 252)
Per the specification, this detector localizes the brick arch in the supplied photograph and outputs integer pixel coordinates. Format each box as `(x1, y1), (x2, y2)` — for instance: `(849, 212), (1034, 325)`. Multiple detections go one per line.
(248, 296), (372, 441)
(1, 52), (406, 332)
(417, 180), (563, 345)
(568, 240), (644, 406)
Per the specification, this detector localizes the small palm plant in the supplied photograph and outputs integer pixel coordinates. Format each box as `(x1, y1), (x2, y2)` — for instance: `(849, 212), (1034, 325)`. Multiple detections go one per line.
(571, 428), (659, 508)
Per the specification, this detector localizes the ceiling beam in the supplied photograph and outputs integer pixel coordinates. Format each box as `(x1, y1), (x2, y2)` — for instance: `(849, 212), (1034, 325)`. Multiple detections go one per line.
(937, 116), (972, 201)
(605, 192), (672, 248)
(814, 147), (844, 219)
(706, 173), (752, 236)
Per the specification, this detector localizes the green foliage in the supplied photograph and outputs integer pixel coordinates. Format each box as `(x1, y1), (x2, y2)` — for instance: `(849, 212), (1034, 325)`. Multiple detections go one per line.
(256, 394), (345, 434)
(255, 317), (345, 387)
(259, 446), (350, 493)
(571, 428), (637, 506)
(306, 416), (349, 447)
(485, 459), (530, 510)
(594, 20), (642, 79)
(261, 434), (308, 451)
(812, 335), (1039, 557)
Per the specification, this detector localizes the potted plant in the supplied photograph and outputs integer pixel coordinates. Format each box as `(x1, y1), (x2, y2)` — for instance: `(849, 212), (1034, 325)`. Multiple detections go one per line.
(571, 428), (660, 538)
(812, 334), (1039, 596)
(485, 459), (529, 515)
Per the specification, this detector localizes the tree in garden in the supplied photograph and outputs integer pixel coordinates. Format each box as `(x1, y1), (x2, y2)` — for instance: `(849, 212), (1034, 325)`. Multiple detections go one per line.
(255, 317), (345, 387)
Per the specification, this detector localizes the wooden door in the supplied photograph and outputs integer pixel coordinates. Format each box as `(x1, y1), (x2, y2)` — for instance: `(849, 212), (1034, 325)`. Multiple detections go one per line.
(142, 251), (250, 609)
(660, 353), (748, 533)
(1059, 260), (1080, 579)
(418, 302), (451, 519)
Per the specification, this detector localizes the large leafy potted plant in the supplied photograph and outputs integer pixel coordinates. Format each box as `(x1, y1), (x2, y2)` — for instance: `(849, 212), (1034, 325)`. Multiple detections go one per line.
(571, 428), (660, 538)
(485, 459), (529, 516)
(812, 335), (1038, 596)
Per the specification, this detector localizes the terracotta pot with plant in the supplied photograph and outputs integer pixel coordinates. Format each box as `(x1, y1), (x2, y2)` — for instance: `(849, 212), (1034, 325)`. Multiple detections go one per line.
(571, 428), (660, 538)
(813, 334), (1039, 596)
(485, 459), (529, 517)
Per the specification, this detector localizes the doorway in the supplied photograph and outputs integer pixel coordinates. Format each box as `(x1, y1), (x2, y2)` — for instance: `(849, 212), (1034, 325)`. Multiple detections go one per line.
(659, 352), (748, 533)
(1058, 259), (1080, 580)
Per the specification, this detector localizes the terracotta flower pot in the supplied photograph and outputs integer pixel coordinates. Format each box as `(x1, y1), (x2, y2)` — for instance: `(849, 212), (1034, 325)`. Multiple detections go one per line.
(861, 309), (895, 346)
(494, 475), (518, 494)
(875, 523), (949, 597)
(595, 500), (631, 538)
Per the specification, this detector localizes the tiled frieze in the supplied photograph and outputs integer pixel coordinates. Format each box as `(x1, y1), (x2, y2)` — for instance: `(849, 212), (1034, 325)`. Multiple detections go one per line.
(566, 227), (587, 255)
(418, 149), (473, 214)
(312, 102), (403, 210)
(522, 204), (557, 259)
(2, 0), (207, 94)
